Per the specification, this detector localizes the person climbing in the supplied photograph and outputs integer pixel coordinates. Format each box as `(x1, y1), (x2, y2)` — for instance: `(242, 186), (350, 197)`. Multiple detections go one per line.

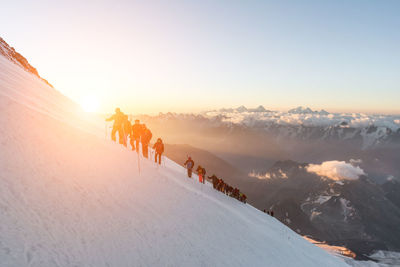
(184, 157), (194, 178)
(131, 119), (142, 152)
(141, 124), (152, 158)
(196, 165), (205, 183)
(270, 211), (274, 217)
(232, 188), (240, 199)
(105, 108), (125, 144)
(226, 185), (233, 196)
(209, 174), (219, 189)
(122, 115), (131, 147)
(201, 166), (206, 184)
(153, 138), (164, 165)
(242, 194), (247, 203)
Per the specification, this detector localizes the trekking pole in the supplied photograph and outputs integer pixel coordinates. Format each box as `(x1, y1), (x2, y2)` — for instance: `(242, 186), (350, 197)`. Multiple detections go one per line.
(105, 123), (107, 140)
(137, 150), (141, 175)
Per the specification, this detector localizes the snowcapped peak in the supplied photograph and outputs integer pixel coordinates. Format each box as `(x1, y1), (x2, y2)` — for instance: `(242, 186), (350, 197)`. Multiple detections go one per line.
(236, 105), (248, 112)
(249, 105), (269, 112)
(288, 106), (315, 114)
(288, 106), (330, 115)
(319, 109), (329, 115)
(219, 105), (270, 113)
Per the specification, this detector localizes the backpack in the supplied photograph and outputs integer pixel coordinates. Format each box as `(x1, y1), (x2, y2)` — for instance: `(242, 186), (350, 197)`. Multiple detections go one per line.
(186, 160), (193, 169)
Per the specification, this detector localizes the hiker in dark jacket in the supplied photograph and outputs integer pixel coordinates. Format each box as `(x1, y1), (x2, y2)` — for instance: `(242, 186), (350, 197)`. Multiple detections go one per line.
(184, 157), (195, 178)
(232, 188), (240, 199)
(152, 138), (164, 165)
(226, 185), (233, 196)
(106, 108), (125, 144)
(209, 174), (219, 189)
(131, 119), (143, 152)
(242, 194), (247, 203)
(122, 115), (131, 147)
(141, 124), (152, 158)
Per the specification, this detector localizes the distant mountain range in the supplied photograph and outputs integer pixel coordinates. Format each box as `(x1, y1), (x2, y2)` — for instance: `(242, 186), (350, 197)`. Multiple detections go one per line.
(142, 107), (400, 152)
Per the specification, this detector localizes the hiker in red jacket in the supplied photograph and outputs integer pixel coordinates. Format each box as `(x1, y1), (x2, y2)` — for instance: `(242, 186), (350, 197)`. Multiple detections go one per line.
(153, 138), (164, 165)
(196, 165), (205, 183)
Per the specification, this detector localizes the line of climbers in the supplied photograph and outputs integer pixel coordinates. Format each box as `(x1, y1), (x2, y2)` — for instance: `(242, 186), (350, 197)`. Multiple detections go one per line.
(184, 157), (247, 203)
(106, 108), (248, 204)
(263, 209), (274, 217)
(106, 108), (165, 165)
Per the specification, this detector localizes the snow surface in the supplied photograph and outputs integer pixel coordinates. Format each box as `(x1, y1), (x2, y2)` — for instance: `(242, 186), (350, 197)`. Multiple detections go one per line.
(0, 54), (350, 266)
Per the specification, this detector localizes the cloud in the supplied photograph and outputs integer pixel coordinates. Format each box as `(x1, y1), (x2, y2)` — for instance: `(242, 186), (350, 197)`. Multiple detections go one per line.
(249, 171), (271, 179)
(349, 159), (362, 165)
(306, 160), (366, 181)
(204, 108), (400, 131)
(248, 169), (288, 180)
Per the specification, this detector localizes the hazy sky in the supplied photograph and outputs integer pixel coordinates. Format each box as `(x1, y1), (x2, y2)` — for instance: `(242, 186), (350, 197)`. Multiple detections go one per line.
(2, 0), (400, 114)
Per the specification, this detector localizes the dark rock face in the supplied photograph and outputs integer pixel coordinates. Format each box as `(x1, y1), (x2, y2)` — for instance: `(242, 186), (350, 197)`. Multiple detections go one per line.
(0, 37), (52, 87)
(382, 179), (400, 208)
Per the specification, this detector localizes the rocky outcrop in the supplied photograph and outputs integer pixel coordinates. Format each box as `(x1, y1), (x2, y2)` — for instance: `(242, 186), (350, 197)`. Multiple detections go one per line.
(0, 37), (53, 87)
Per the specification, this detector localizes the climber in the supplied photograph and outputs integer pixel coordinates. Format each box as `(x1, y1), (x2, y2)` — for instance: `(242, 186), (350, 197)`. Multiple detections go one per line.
(209, 174), (219, 189)
(131, 119), (142, 152)
(141, 124), (152, 158)
(196, 165), (205, 183)
(184, 157), (195, 178)
(122, 115), (131, 147)
(153, 138), (164, 165)
(105, 108), (125, 144)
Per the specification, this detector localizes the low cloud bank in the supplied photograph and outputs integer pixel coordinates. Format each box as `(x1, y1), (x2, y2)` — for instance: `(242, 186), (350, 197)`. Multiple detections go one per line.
(306, 160), (366, 181)
(248, 171), (271, 179)
(248, 169), (287, 180)
(204, 108), (400, 131)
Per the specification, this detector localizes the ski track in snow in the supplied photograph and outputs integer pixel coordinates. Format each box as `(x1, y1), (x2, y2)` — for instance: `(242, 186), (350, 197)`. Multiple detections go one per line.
(0, 53), (350, 266)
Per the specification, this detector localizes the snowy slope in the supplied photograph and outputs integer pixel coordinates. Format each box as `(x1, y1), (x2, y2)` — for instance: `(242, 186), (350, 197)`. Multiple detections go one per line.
(0, 52), (349, 266)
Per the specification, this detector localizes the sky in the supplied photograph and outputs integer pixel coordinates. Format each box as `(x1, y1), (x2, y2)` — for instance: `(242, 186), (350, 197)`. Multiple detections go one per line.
(1, 0), (400, 114)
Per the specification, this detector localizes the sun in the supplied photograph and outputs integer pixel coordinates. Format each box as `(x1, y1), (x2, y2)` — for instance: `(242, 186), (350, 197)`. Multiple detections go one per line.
(80, 95), (100, 113)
